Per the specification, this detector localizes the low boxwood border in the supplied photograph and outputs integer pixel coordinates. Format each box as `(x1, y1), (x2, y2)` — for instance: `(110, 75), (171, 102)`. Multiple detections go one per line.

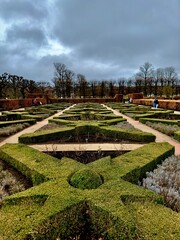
(139, 118), (180, 126)
(0, 119), (36, 127)
(19, 126), (75, 144)
(174, 130), (180, 142)
(19, 123), (155, 144)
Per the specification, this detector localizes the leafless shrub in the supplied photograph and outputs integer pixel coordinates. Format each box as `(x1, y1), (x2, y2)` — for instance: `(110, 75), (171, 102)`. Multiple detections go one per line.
(145, 121), (180, 136)
(142, 155), (180, 212)
(36, 123), (66, 132)
(0, 161), (26, 202)
(113, 121), (138, 130)
(0, 123), (30, 137)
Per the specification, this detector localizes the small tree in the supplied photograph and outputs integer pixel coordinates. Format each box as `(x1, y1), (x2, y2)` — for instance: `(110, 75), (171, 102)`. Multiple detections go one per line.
(163, 86), (173, 98)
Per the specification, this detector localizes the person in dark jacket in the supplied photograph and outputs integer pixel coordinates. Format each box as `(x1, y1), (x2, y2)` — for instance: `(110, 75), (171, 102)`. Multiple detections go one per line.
(153, 98), (159, 108)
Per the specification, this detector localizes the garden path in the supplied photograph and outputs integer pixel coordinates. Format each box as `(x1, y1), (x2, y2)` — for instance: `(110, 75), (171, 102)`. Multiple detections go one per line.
(103, 105), (180, 155)
(0, 105), (75, 146)
(0, 104), (179, 155)
(0, 103), (143, 152)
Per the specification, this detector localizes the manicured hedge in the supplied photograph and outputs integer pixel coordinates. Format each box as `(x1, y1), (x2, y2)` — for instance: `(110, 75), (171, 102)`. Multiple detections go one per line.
(128, 93), (144, 99)
(49, 118), (76, 126)
(48, 96), (123, 104)
(50, 116), (126, 126)
(139, 118), (180, 126)
(100, 118), (127, 125)
(133, 113), (156, 120)
(21, 114), (49, 121)
(0, 142), (179, 239)
(0, 98), (47, 110)
(19, 126), (75, 144)
(174, 130), (180, 142)
(0, 111), (22, 121)
(0, 99), (19, 110)
(0, 119), (36, 127)
(133, 99), (180, 111)
(100, 126), (155, 142)
(19, 123), (156, 144)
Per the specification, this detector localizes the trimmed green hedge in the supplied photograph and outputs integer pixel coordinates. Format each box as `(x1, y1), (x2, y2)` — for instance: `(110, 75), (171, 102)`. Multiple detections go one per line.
(100, 126), (155, 142)
(174, 130), (180, 142)
(99, 118), (127, 125)
(19, 126), (75, 144)
(19, 123), (156, 144)
(0, 119), (36, 127)
(49, 118), (76, 126)
(69, 169), (103, 189)
(21, 114), (50, 121)
(133, 113), (156, 120)
(139, 118), (180, 126)
(0, 142), (179, 239)
(52, 113), (122, 122)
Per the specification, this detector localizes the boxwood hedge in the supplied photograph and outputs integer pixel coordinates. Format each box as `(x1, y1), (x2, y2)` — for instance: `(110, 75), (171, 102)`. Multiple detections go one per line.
(19, 123), (155, 144)
(0, 142), (179, 239)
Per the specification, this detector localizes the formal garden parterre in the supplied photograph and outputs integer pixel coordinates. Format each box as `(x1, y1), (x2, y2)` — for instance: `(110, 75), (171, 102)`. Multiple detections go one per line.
(0, 102), (179, 239)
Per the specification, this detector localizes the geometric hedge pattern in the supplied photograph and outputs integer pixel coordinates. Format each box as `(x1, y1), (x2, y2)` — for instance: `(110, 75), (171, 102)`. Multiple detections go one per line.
(0, 142), (179, 239)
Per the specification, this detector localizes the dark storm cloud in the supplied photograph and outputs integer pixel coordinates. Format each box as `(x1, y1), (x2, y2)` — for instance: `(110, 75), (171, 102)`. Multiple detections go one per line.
(6, 24), (47, 48)
(0, 0), (179, 81)
(54, 0), (180, 73)
(0, 0), (47, 22)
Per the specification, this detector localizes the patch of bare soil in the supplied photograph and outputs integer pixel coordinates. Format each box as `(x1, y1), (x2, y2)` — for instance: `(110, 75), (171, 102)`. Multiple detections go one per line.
(46, 150), (127, 164)
(36, 123), (66, 132)
(0, 159), (32, 201)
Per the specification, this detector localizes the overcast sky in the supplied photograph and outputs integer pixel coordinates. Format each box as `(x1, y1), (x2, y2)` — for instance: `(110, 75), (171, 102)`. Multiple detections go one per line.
(0, 0), (179, 82)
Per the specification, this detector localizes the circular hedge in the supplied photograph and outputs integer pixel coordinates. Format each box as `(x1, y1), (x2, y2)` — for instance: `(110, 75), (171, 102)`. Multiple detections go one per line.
(69, 169), (103, 190)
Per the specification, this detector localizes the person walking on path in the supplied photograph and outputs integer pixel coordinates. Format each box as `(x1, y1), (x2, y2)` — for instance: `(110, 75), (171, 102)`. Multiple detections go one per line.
(153, 98), (159, 108)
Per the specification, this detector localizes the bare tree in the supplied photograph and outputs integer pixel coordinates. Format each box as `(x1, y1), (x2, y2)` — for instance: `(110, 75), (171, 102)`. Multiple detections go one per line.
(135, 77), (143, 93)
(77, 74), (88, 98)
(163, 67), (177, 97)
(53, 63), (67, 98)
(152, 68), (164, 97)
(9, 74), (22, 98)
(164, 67), (177, 85)
(65, 69), (74, 98)
(19, 78), (29, 98)
(27, 80), (38, 95)
(99, 80), (107, 98)
(0, 73), (9, 98)
(175, 77), (180, 96)
(136, 62), (154, 96)
(127, 78), (133, 94)
(118, 78), (125, 94)
(109, 80), (115, 97)
(90, 80), (97, 98)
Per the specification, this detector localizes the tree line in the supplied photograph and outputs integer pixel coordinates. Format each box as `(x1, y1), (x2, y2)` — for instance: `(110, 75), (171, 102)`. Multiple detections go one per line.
(53, 62), (180, 98)
(0, 73), (49, 99)
(0, 62), (180, 99)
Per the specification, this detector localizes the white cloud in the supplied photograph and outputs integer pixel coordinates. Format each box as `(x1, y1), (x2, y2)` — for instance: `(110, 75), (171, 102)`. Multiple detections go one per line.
(38, 38), (72, 57)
